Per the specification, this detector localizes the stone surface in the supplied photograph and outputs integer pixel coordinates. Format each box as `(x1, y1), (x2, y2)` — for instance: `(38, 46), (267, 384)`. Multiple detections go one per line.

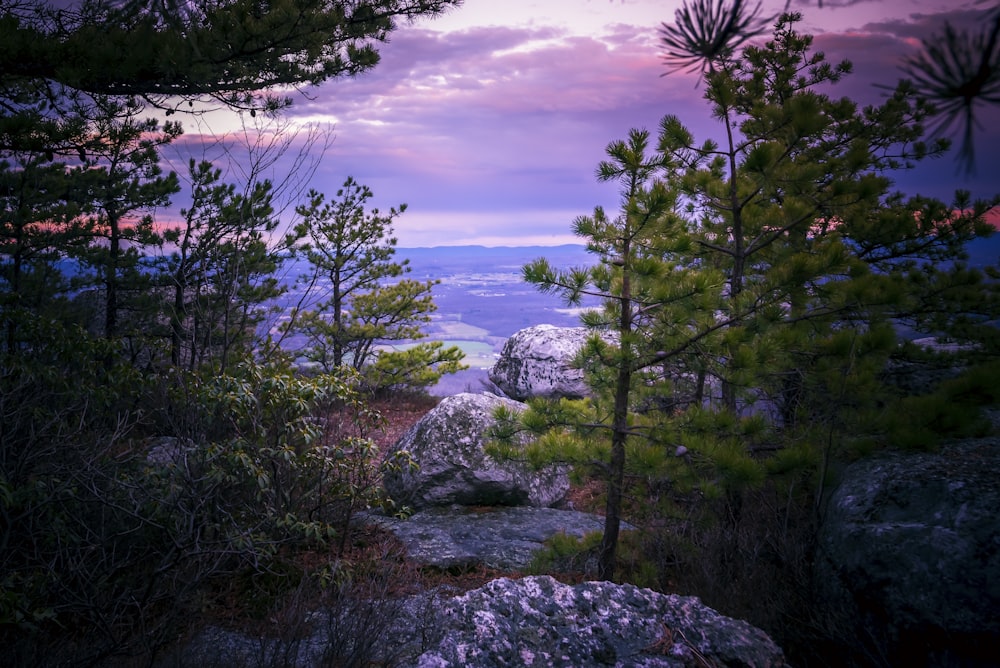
(168, 577), (785, 668)
(383, 392), (569, 509)
(817, 437), (1000, 665)
(369, 506), (616, 571)
(145, 436), (195, 466)
(880, 358), (965, 397)
(489, 324), (606, 400)
(410, 575), (786, 668)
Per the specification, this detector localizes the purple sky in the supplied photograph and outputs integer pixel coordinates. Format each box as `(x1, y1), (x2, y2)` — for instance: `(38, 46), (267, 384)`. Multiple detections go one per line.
(164, 0), (1000, 247)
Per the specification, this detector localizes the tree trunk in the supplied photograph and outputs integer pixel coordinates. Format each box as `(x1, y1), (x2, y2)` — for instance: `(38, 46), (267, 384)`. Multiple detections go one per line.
(598, 255), (633, 581)
(104, 213), (119, 340)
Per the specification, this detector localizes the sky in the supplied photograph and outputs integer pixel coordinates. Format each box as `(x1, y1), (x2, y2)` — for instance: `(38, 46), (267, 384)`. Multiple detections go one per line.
(164, 0), (1000, 248)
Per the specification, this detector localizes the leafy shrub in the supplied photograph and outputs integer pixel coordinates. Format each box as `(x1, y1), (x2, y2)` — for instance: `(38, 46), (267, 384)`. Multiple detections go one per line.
(1, 338), (411, 664)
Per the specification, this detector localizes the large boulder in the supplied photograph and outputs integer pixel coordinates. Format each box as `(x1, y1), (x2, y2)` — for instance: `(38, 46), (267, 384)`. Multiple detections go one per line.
(412, 575), (786, 667)
(370, 505), (619, 571)
(817, 437), (1000, 665)
(383, 392), (569, 509)
(489, 324), (603, 400)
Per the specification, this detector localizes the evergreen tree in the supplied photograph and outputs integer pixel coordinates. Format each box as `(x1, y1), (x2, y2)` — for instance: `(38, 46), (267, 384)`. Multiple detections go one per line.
(658, 14), (996, 420)
(0, 0), (461, 112)
(0, 152), (85, 352)
(290, 177), (465, 390)
(492, 13), (999, 581)
(69, 98), (180, 355)
(160, 159), (284, 372)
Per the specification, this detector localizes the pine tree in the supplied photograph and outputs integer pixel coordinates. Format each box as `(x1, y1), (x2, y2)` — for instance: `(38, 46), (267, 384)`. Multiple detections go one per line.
(290, 177), (465, 390)
(0, 152), (85, 352)
(0, 0), (461, 112)
(69, 98), (180, 354)
(160, 159), (284, 371)
(493, 13), (999, 581)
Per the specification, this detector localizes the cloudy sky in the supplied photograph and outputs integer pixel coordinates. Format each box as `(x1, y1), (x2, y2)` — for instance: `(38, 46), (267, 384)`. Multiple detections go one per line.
(166, 0), (1000, 247)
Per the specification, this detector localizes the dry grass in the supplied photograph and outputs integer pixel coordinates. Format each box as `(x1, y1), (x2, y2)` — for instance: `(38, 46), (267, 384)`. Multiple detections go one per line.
(368, 391), (440, 451)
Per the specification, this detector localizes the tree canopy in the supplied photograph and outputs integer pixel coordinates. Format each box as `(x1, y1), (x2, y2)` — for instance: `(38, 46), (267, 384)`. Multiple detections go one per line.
(0, 0), (462, 109)
(290, 177), (466, 391)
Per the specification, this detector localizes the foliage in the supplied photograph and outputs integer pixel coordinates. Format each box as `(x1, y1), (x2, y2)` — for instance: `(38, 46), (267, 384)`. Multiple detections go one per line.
(67, 97), (181, 346)
(494, 14), (999, 582)
(0, 316), (156, 663)
(883, 358), (1000, 451)
(659, 0), (771, 76)
(900, 5), (1000, 173)
(660, 0), (1000, 174)
(0, 152), (83, 351)
(158, 158), (287, 372)
(0, 3), (456, 662)
(527, 530), (604, 577)
(0, 0), (462, 112)
(166, 360), (413, 554)
(0, 329), (410, 663)
(289, 177), (465, 392)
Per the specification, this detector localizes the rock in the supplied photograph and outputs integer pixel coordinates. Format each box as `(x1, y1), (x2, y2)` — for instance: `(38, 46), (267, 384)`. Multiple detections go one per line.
(383, 392), (569, 509)
(165, 577), (784, 668)
(910, 336), (980, 354)
(410, 575), (786, 667)
(817, 438), (1000, 665)
(880, 359), (965, 397)
(490, 324), (608, 400)
(369, 506), (617, 572)
(145, 436), (195, 466)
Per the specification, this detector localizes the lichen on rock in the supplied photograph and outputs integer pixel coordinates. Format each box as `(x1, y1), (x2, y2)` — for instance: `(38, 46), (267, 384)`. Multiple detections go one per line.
(410, 575), (787, 667)
(382, 392), (569, 509)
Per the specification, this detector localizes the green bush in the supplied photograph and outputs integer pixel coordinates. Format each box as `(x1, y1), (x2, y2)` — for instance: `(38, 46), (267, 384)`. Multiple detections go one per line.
(1, 338), (411, 664)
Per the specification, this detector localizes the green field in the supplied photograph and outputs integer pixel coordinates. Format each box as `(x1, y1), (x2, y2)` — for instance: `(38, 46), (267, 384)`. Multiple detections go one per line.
(448, 340), (497, 368)
(433, 321), (490, 339)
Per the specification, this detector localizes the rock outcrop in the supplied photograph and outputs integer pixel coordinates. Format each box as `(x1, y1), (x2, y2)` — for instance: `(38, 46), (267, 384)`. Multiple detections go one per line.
(411, 575), (786, 667)
(489, 324), (605, 400)
(817, 437), (1000, 665)
(370, 506), (614, 572)
(382, 392), (569, 509)
(170, 577), (786, 668)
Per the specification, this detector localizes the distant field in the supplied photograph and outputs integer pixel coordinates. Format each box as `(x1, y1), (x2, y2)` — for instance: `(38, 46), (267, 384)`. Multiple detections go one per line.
(431, 321), (491, 340)
(448, 340), (498, 368)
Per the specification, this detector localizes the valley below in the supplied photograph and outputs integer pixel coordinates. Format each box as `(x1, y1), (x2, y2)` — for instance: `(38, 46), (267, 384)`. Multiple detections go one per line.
(272, 244), (600, 395)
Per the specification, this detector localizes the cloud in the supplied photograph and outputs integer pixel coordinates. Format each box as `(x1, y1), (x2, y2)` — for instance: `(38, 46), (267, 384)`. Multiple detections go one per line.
(163, 3), (1000, 247)
(811, 6), (1000, 195)
(271, 22), (705, 244)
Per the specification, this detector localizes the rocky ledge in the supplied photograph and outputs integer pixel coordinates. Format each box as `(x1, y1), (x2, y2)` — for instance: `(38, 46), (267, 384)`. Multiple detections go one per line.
(173, 576), (786, 668)
(369, 505), (617, 572)
(410, 575), (786, 667)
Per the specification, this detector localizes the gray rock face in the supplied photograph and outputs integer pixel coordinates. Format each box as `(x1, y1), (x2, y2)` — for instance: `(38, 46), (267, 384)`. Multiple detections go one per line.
(818, 438), (1000, 664)
(412, 575), (786, 668)
(489, 324), (599, 400)
(370, 506), (615, 571)
(383, 392), (569, 509)
(145, 436), (195, 466)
